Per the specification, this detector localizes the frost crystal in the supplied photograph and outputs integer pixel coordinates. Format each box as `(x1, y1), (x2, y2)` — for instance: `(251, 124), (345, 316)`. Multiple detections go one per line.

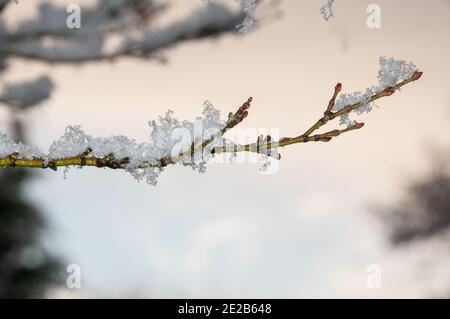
(378, 57), (417, 88)
(235, 0), (257, 33)
(333, 57), (418, 126)
(320, 0), (335, 21)
(236, 15), (257, 33)
(0, 132), (45, 159)
(0, 101), (231, 185)
(201, 0), (257, 33)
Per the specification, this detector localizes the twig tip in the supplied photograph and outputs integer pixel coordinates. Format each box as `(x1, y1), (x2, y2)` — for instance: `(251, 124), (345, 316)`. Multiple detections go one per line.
(412, 71), (423, 81)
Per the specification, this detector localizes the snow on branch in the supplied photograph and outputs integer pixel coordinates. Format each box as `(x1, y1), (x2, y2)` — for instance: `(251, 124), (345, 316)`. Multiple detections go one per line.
(0, 58), (423, 185)
(0, 0), (258, 63)
(202, 0), (257, 33)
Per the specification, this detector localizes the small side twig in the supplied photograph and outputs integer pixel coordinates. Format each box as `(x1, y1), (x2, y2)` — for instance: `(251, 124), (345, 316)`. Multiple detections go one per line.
(212, 70), (423, 156)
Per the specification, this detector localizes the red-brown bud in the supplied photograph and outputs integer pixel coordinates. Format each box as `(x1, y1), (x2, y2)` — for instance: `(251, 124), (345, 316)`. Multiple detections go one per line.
(383, 87), (395, 96)
(412, 71), (423, 81)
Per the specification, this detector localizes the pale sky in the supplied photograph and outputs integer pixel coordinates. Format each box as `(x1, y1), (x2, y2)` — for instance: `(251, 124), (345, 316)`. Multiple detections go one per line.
(1, 0), (449, 298)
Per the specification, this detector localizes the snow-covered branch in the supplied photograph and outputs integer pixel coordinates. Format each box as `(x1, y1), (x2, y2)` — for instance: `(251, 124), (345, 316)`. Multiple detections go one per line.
(0, 58), (423, 185)
(0, 1), (257, 64)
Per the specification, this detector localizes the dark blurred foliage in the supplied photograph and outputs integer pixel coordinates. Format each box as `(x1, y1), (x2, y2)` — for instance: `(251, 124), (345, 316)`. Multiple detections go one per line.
(379, 148), (450, 297)
(381, 162), (450, 245)
(1, 18), (62, 295)
(0, 118), (63, 298)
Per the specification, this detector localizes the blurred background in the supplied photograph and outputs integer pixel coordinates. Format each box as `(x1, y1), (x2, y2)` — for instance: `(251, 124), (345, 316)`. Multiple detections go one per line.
(0, 0), (449, 298)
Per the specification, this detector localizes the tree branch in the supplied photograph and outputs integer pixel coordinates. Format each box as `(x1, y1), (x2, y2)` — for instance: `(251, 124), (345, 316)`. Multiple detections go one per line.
(213, 70), (423, 156)
(0, 70), (423, 172)
(0, 2), (250, 64)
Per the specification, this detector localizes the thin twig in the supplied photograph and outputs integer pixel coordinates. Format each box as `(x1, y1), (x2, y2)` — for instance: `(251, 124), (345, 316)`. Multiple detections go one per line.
(0, 71), (423, 171)
(213, 71), (423, 156)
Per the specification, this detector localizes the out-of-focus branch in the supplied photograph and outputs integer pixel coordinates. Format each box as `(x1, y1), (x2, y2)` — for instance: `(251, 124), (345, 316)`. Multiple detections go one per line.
(0, 0), (16, 15)
(0, 76), (54, 110)
(0, 1), (252, 64)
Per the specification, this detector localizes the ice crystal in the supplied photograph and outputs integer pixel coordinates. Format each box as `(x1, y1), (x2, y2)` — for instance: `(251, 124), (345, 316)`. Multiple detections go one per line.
(333, 57), (418, 126)
(236, 15), (257, 33)
(0, 132), (45, 159)
(378, 57), (417, 88)
(201, 0), (257, 33)
(0, 101), (229, 185)
(320, 0), (335, 21)
(235, 0), (257, 33)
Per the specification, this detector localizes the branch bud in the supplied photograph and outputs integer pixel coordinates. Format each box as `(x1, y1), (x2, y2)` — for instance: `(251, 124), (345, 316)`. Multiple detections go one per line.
(344, 105), (353, 113)
(412, 71), (423, 81)
(383, 87), (395, 96)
